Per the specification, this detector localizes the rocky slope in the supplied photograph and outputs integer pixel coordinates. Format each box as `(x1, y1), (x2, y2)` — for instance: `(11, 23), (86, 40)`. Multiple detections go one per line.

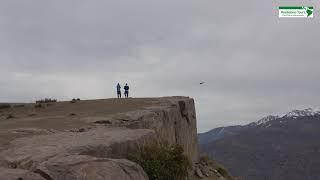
(199, 108), (320, 180)
(0, 97), (230, 180)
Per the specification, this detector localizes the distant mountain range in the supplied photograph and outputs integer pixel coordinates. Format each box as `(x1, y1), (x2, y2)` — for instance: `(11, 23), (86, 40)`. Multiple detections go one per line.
(199, 108), (320, 180)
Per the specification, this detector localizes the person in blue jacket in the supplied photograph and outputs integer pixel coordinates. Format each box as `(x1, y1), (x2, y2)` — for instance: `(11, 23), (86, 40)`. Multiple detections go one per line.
(124, 83), (129, 98)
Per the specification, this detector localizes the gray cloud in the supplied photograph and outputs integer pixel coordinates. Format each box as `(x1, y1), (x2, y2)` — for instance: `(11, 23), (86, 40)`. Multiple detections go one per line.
(1, 0), (319, 132)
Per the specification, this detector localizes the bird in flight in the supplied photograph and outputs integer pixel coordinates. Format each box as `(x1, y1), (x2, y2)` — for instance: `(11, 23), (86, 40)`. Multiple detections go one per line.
(200, 82), (205, 85)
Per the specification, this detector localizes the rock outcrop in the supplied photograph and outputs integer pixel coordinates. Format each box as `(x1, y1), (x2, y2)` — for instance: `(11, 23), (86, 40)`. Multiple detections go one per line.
(102, 97), (199, 163)
(35, 155), (148, 180)
(0, 128), (154, 170)
(0, 167), (45, 180)
(0, 97), (199, 180)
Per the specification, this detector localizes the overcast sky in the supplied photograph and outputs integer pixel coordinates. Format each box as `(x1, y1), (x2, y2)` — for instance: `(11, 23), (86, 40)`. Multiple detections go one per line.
(1, 0), (319, 132)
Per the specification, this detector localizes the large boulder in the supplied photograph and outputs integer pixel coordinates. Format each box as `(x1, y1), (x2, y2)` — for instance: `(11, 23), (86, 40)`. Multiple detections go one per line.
(34, 155), (148, 180)
(0, 127), (154, 170)
(0, 167), (44, 180)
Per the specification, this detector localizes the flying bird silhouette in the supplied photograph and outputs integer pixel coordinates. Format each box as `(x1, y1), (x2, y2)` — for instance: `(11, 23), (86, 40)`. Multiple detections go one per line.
(200, 82), (205, 85)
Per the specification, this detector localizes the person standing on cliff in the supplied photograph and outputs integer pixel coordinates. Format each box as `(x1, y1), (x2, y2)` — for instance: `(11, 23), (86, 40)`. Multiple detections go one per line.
(124, 83), (129, 98)
(116, 83), (121, 98)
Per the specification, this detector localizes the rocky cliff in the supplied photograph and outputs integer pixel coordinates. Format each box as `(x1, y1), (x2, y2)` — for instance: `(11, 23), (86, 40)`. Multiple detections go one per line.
(0, 97), (201, 180)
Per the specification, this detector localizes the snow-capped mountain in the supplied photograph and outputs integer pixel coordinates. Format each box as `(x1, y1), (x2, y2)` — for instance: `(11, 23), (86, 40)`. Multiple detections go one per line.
(252, 108), (320, 126)
(255, 115), (280, 125)
(199, 108), (320, 180)
(283, 108), (320, 118)
(199, 108), (320, 144)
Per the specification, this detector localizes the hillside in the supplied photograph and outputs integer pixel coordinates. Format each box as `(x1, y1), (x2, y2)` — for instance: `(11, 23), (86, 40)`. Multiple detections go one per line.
(199, 108), (320, 180)
(0, 97), (232, 180)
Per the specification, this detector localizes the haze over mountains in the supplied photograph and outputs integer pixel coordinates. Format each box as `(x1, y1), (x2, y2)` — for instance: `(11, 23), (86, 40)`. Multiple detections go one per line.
(199, 108), (320, 180)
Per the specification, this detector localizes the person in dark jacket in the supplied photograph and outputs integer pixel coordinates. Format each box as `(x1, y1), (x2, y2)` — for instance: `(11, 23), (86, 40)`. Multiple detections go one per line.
(116, 83), (121, 98)
(124, 83), (129, 98)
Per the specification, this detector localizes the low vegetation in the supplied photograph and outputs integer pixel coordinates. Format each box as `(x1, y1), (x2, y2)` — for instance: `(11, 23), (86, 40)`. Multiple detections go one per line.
(70, 98), (81, 103)
(36, 98), (57, 104)
(34, 104), (43, 108)
(0, 104), (11, 109)
(13, 104), (25, 108)
(129, 141), (191, 180)
(199, 155), (234, 180)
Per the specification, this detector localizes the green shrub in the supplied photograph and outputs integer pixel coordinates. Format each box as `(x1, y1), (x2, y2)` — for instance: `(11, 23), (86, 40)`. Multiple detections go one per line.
(129, 141), (191, 180)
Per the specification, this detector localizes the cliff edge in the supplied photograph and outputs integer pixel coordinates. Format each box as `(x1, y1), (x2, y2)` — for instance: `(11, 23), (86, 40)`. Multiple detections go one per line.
(0, 97), (230, 180)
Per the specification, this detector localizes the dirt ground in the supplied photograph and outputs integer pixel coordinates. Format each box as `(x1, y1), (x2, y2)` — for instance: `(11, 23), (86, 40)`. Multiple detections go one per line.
(0, 98), (157, 150)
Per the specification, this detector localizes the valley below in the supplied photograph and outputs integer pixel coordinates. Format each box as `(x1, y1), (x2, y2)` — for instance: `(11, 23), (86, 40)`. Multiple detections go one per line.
(199, 109), (320, 180)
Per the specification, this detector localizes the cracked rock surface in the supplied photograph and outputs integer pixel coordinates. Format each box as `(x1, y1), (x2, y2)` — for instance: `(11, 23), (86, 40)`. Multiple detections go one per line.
(0, 97), (198, 180)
